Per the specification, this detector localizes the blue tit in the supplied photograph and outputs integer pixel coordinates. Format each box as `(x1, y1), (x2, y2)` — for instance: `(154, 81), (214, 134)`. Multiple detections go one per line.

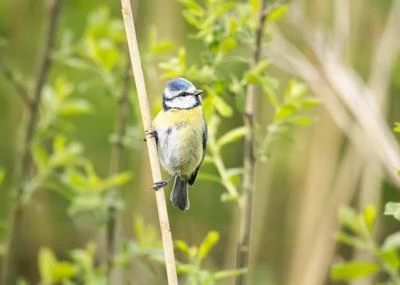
(151, 77), (207, 211)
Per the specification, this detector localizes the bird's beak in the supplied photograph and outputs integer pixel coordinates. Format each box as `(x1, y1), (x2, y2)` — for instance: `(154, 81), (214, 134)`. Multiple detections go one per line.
(194, 89), (203, 96)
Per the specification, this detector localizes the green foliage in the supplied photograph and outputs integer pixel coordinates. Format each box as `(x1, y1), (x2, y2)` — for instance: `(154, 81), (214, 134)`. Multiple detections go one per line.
(38, 244), (107, 285)
(331, 261), (380, 281)
(202, 116), (244, 201)
(49, 162), (131, 220)
(39, 248), (77, 284)
(394, 122), (400, 133)
(37, 78), (92, 137)
(116, 216), (164, 267)
(23, 136), (84, 203)
(257, 79), (319, 161)
(148, 0), (318, 203)
(0, 168), (5, 186)
(175, 231), (247, 285)
(385, 202), (400, 221)
(54, 7), (127, 96)
(331, 205), (400, 283)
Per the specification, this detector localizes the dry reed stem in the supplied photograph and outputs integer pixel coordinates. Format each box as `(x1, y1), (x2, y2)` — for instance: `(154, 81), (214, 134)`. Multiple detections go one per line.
(120, 1), (178, 284)
(265, 2), (400, 285)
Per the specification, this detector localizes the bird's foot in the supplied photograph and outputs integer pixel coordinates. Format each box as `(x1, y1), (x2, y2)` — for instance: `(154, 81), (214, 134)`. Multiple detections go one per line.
(144, 128), (157, 142)
(152, 180), (168, 191)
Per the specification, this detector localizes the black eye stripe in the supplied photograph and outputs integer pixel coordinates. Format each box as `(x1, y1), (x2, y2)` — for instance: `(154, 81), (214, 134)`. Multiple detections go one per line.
(164, 91), (191, 100)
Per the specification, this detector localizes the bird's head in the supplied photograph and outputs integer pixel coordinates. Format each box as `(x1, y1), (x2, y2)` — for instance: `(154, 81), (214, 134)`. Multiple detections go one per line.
(162, 78), (203, 110)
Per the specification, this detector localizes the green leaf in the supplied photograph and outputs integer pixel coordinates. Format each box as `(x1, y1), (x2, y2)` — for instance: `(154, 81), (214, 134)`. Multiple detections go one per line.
(217, 127), (247, 147)
(38, 248), (57, 283)
(330, 261), (379, 281)
(285, 79), (307, 99)
(0, 168), (5, 186)
(221, 192), (239, 202)
(300, 98), (320, 109)
(378, 250), (400, 271)
(394, 122), (400, 133)
(69, 195), (103, 216)
(178, 48), (186, 69)
(198, 231), (219, 260)
(275, 104), (296, 120)
(289, 116), (314, 126)
(102, 172), (132, 191)
(215, 2), (237, 17)
(249, 0), (259, 15)
(245, 60), (270, 85)
(32, 144), (49, 172)
(182, 10), (202, 28)
(59, 99), (92, 116)
(336, 232), (369, 250)
(338, 206), (362, 235)
(363, 205), (377, 232)
(384, 202), (400, 221)
(383, 231), (400, 250)
(180, 0), (205, 16)
(267, 4), (288, 22)
(220, 37), (237, 53)
(214, 268), (247, 280)
(213, 96), (233, 117)
(150, 42), (175, 54)
(175, 240), (190, 256)
(52, 261), (77, 281)
(53, 136), (66, 154)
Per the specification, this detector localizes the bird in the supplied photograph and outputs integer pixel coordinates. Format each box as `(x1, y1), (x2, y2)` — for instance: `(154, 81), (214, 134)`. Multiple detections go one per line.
(149, 77), (207, 211)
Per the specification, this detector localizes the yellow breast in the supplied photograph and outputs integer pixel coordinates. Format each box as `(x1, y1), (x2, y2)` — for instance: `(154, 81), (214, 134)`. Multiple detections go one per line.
(153, 106), (203, 128)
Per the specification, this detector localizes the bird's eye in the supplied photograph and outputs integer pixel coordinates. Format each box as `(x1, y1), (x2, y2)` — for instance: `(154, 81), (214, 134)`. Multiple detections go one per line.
(180, 92), (188, 96)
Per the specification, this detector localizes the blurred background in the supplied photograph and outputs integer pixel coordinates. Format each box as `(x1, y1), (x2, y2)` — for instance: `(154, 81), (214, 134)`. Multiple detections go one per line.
(0, 0), (399, 284)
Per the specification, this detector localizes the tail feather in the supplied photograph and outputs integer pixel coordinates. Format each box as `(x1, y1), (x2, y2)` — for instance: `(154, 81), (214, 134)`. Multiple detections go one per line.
(170, 176), (189, 211)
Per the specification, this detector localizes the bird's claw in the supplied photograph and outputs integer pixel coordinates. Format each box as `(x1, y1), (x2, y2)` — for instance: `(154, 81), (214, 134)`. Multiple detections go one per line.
(152, 180), (168, 191)
(144, 128), (157, 142)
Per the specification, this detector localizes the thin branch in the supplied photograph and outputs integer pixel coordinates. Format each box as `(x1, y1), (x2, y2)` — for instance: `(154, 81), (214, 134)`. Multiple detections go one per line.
(106, 57), (130, 282)
(0, 59), (30, 105)
(236, 1), (267, 284)
(262, 0), (287, 18)
(120, 1), (178, 284)
(1, 1), (63, 284)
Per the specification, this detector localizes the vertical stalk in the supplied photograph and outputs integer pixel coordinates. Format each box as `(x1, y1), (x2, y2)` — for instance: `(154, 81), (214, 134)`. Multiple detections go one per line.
(1, 1), (62, 284)
(236, 1), (267, 284)
(106, 58), (130, 282)
(120, 1), (178, 284)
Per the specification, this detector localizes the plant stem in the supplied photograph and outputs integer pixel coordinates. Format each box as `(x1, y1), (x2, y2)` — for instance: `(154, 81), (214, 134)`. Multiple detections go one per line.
(120, 1), (178, 284)
(236, 1), (267, 284)
(0, 59), (30, 105)
(106, 57), (130, 282)
(1, 1), (62, 284)
(212, 149), (238, 198)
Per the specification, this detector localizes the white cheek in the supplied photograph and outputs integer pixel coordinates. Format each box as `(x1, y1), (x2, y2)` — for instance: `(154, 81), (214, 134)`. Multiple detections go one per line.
(165, 96), (197, 109)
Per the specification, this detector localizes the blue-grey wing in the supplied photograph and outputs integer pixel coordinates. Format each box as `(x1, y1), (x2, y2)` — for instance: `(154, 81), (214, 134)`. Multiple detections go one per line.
(188, 119), (207, 185)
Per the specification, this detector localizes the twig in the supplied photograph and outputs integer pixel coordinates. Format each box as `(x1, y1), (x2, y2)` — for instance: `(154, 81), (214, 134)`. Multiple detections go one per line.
(1, 1), (62, 284)
(106, 57), (130, 282)
(236, 1), (267, 284)
(120, 1), (178, 284)
(0, 59), (30, 105)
